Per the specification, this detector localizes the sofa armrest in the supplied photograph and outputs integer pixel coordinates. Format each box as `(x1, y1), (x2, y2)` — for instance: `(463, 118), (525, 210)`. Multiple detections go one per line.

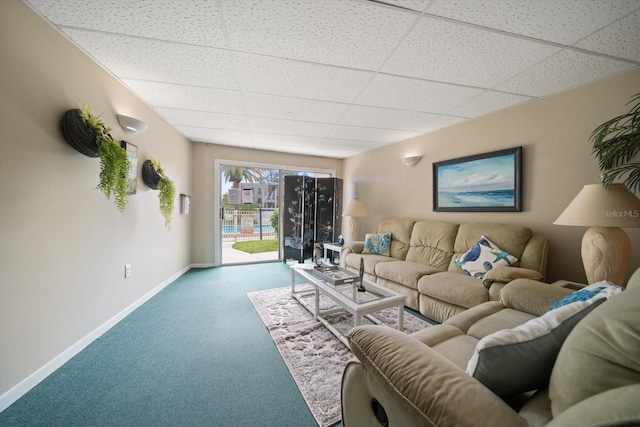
(546, 384), (640, 427)
(500, 279), (572, 317)
(347, 326), (528, 427)
(347, 241), (364, 253)
(482, 266), (543, 288)
(339, 241), (364, 268)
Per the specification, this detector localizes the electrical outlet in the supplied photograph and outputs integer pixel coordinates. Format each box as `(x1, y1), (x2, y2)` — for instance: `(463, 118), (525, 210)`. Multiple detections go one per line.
(124, 264), (132, 278)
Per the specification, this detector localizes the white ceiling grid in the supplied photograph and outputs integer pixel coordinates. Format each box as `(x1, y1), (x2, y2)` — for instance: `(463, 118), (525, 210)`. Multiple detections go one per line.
(25, 0), (640, 159)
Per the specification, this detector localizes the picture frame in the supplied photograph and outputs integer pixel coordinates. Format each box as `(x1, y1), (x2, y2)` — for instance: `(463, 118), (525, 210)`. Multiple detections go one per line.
(433, 146), (522, 212)
(120, 141), (138, 195)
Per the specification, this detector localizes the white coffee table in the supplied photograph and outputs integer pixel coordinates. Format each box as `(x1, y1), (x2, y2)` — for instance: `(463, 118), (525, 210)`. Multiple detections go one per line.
(290, 264), (405, 346)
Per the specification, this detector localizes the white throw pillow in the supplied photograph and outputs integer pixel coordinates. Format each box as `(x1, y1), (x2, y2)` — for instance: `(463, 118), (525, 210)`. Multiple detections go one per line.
(454, 236), (518, 279)
(466, 281), (621, 396)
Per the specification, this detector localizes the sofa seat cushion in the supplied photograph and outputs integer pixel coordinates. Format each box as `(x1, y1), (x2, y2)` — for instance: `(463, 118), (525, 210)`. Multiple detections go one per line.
(375, 260), (443, 290)
(418, 272), (489, 309)
(344, 252), (396, 276)
(457, 308), (537, 340)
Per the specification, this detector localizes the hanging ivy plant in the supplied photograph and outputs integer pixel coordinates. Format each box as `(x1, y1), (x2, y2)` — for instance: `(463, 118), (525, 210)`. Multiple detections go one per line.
(66, 104), (130, 212)
(97, 133), (130, 212)
(143, 158), (175, 228)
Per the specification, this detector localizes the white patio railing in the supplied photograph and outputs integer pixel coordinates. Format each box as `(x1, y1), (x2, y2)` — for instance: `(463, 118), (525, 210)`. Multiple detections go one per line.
(221, 209), (277, 242)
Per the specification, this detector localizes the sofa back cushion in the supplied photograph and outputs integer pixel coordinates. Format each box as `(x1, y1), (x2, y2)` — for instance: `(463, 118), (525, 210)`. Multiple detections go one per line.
(373, 219), (415, 261)
(406, 220), (458, 270)
(549, 282), (640, 417)
(448, 223), (532, 272)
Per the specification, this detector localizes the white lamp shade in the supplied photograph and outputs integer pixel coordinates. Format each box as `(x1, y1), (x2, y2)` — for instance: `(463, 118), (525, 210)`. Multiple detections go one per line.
(554, 184), (640, 227)
(342, 199), (369, 218)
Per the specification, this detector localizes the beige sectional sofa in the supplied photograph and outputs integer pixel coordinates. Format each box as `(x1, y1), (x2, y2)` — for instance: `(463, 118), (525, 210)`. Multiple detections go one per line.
(340, 219), (549, 322)
(341, 269), (640, 427)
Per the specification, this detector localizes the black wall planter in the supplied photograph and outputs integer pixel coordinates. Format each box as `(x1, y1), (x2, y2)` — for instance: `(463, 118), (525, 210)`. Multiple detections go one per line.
(142, 159), (161, 190)
(61, 109), (99, 157)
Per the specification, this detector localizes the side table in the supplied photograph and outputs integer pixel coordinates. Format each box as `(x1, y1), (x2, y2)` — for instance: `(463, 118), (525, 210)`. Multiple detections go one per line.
(323, 242), (346, 265)
(550, 280), (587, 291)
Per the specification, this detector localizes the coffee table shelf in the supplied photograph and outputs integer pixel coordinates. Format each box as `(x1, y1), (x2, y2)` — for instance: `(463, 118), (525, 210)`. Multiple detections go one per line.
(290, 264), (405, 346)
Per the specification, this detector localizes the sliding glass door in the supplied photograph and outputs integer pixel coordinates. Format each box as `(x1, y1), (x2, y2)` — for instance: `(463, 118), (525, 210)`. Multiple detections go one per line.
(215, 160), (333, 266)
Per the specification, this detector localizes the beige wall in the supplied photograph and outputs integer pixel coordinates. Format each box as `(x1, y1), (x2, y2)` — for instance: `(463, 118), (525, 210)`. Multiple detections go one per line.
(0, 0), (191, 398)
(343, 67), (640, 284)
(191, 143), (341, 265)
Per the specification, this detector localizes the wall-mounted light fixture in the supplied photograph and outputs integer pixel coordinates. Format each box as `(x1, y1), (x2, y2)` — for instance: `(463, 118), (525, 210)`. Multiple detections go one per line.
(117, 114), (148, 134)
(402, 155), (422, 167)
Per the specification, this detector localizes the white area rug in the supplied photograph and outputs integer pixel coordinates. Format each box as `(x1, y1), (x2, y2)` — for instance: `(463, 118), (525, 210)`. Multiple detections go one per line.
(247, 285), (431, 427)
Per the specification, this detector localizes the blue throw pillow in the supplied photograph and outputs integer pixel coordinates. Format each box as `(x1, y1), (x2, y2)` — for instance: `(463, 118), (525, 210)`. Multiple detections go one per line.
(362, 233), (391, 256)
(549, 281), (622, 311)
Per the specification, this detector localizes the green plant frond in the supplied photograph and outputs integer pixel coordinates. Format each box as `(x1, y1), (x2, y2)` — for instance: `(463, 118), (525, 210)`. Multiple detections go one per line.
(590, 92), (640, 194)
(97, 138), (130, 212)
(158, 177), (176, 228)
(600, 162), (640, 195)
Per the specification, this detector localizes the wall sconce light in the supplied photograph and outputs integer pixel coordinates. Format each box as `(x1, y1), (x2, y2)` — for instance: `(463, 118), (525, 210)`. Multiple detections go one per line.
(117, 114), (148, 134)
(402, 155), (422, 166)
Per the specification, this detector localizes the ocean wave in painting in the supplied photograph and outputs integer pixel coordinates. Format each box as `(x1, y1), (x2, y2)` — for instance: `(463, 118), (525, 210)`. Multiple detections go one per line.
(438, 189), (514, 207)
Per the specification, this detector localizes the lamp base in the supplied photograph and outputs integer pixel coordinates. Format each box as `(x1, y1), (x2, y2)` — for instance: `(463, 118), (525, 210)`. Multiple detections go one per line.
(348, 217), (361, 242)
(581, 226), (630, 286)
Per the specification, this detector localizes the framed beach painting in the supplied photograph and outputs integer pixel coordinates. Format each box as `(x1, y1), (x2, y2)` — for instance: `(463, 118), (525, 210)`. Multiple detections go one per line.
(433, 146), (522, 212)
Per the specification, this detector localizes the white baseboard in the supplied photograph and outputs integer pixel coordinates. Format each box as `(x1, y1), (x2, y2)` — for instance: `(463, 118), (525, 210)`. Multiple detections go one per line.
(190, 263), (217, 268)
(0, 265), (191, 413)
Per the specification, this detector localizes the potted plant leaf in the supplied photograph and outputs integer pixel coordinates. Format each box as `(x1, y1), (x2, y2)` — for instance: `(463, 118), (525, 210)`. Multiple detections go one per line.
(62, 103), (130, 211)
(590, 93), (640, 194)
(142, 158), (175, 228)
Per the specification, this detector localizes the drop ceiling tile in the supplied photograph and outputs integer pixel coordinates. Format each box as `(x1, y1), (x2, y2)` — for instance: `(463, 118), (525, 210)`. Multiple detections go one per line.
(122, 79), (245, 114)
(249, 117), (333, 138)
(375, 0), (430, 12)
(312, 148), (360, 159)
(575, 10), (640, 62)
(252, 133), (326, 148)
(448, 91), (533, 118)
(495, 49), (635, 97)
(414, 116), (467, 133)
(322, 139), (387, 151)
(328, 125), (419, 143)
(243, 93), (350, 123)
(340, 105), (443, 131)
(27, 0), (226, 48)
(382, 16), (561, 87)
(234, 53), (373, 103)
(155, 108), (249, 132)
(357, 74), (483, 113)
(221, 0), (417, 70)
(64, 29), (238, 89)
(427, 0), (640, 45)
(175, 126), (252, 144)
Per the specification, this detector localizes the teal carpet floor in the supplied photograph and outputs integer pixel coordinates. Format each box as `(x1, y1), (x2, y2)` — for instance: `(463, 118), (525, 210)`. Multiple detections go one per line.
(0, 263), (327, 426)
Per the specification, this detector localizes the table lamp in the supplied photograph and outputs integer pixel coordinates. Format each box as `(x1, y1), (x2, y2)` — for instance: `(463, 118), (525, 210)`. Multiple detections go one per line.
(554, 183), (640, 286)
(342, 196), (369, 242)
